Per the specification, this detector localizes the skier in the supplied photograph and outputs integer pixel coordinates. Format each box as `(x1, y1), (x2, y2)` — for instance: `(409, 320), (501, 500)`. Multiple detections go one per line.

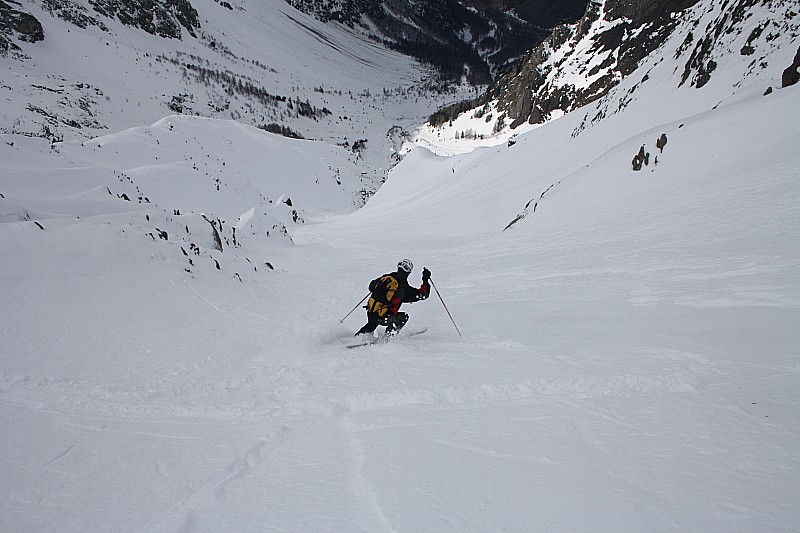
(355, 259), (431, 338)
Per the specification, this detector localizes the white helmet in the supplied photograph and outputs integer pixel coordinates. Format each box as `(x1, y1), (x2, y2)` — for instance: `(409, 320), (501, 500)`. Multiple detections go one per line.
(397, 258), (413, 273)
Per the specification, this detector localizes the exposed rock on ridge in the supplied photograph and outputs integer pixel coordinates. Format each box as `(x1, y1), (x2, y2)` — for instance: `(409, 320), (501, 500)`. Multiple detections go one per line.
(430, 0), (800, 130)
(0, 0), (44, 55)
(783, 45), (800, 87)
(88, 0), (200, 39)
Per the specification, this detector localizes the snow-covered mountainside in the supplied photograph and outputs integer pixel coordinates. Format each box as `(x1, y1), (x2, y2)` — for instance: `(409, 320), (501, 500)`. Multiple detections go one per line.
(426, 0), (800, 138)
(2, 0), (799, 531)
(1, 0), (470, 189)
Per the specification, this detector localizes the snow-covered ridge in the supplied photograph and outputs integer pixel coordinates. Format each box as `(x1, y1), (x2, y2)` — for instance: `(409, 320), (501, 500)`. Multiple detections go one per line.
(425, 0), (800, 144)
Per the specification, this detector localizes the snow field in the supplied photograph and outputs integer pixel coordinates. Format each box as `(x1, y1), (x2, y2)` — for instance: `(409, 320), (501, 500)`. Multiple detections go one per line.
(1, 0), (799, 530)
(3, 83), (799, 530)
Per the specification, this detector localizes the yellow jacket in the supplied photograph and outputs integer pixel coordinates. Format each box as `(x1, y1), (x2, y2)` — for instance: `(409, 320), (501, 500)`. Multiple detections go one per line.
(366, 272), (430, 317)
(366, 274), (400, 317)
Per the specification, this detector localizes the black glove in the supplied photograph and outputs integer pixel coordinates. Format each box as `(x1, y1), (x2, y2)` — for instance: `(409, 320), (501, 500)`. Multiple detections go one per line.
(422, 268), (431, 282)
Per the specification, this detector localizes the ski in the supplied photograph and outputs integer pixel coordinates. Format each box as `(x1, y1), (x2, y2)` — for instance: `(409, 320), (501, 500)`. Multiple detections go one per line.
(346, 328), (427, 349)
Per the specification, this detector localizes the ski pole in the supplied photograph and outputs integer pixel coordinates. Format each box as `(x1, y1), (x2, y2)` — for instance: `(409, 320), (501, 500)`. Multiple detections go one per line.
(429, 277), (462, 337)
(340, 293), (370, 323)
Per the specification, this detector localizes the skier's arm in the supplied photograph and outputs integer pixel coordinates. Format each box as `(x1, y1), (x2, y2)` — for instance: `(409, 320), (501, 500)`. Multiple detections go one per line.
(403, 268), (431, 302)
(418, 267), (431, 300)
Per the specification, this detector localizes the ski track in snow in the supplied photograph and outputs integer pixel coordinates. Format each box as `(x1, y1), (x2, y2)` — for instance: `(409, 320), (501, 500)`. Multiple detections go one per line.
(154, 427), (291, 532)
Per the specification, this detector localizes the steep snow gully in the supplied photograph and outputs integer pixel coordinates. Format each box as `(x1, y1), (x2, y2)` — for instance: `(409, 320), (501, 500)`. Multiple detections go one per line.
(2, 87), (799, 531)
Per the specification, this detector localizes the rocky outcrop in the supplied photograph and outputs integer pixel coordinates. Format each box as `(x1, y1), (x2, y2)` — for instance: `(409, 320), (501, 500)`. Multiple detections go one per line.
(0, 0), (44, 54)
(41, 0), (109, 30)
(88, 0), (200, 39)
(488, 0), (701, 127)
(782, 45), (800, 88)
(285, 0), (376, 26)
(2, 0), (200, 43)
(631, 145), (649, 171)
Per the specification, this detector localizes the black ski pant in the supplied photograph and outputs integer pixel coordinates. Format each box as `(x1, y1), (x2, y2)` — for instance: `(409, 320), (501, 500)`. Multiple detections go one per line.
(356, 311), (408, 336)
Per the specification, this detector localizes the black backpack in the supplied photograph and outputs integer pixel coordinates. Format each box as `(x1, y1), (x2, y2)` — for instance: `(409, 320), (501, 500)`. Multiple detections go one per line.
(368, 274), (393, 304)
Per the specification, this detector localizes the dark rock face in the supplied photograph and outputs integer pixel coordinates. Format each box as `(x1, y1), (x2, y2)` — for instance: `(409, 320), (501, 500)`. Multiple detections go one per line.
(656, 133), (668, 152)
(10, 9), (44, 41)
(782, 45), (800, 88)
(4, 0), (201, 42)
(605, 0), (700, 23)
(631, 145), (649, 171)
(491, 0), (702, 126)
(88, 0), (200, 39)
(41, 0), (109, 31)
(430, 0), (605, 127)
(0, 0), (45, 54)
(286, 0), (587, 84)
(286, 0), (376, 26)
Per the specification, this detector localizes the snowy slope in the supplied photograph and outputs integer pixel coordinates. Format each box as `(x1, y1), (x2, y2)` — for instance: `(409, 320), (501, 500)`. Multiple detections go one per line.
(2, 0), (800, 532)
(300, 62), (800, 530)
(1, 0), (469, 180)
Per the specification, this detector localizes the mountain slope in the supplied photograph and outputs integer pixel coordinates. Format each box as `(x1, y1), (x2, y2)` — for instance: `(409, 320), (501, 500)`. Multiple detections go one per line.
(426, 0), (800, 137)
(1, 0), (470, 181)
(1, 0), (799, 531)
(298, 67), (800, 533)
(3, 74), (798, 533)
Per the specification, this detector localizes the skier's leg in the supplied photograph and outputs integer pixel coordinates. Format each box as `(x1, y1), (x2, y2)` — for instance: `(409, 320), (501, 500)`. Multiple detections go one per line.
(385, 312), (408, 338)
(355, 312), (381, 336)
